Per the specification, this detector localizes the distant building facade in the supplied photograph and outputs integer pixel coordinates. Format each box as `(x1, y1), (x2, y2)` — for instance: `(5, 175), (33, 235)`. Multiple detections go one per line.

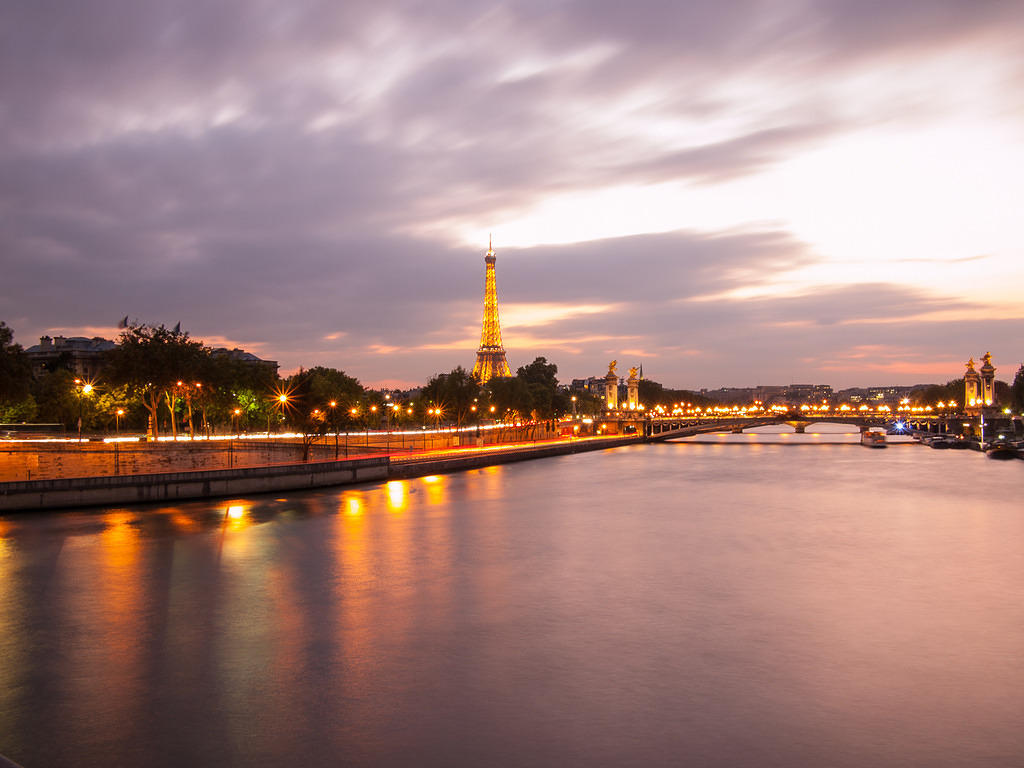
(24, 335), (278, 381)
(24, 336), (116, 379)
(210, 347), (279, 376)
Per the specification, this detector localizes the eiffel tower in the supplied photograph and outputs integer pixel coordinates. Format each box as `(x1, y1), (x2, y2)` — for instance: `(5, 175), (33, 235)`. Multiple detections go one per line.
(472, 237), (512, 382)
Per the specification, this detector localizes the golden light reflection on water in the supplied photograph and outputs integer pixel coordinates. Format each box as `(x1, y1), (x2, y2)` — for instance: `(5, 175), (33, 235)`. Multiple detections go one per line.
(220, 501), (254, 534)
(51, 511), (148, 754)
(0, 519), (20, 735)
(421, 475), (448, 505)
(342, 492), (364, 517)
(386, 480), (408, 512)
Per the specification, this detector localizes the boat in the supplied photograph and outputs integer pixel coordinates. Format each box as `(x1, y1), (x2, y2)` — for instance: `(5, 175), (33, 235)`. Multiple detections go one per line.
(861, 430), (887, 448)
(929, 436), (955, 449)
(986, 440), (1020, 460)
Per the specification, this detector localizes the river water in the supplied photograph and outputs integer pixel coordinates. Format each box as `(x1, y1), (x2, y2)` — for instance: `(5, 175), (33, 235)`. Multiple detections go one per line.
(1, 431), (1023, 767)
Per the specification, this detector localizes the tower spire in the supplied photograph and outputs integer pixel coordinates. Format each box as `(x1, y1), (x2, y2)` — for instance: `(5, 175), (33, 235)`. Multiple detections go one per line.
(472, 238), (512, 382)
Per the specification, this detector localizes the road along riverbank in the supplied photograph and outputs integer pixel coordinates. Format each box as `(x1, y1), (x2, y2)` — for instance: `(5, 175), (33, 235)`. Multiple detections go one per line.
(0, 434), (641, 511)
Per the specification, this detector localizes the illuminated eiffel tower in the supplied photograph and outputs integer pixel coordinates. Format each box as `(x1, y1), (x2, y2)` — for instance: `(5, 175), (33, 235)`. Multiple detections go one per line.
(472, 237), (512, 382)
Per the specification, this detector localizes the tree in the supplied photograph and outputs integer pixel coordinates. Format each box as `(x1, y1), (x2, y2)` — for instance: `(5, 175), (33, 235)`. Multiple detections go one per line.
(421, 367), (480, 428)
(203, 353), (278, 433)
(485, 376), (533, 423)
(514, 357), (555, 419)
(1012, 365), (1024, 413)
(1, 322), (34, 419)
(301, 366), (365, 456)
(638, 378), (714, 409)
(104, 323), (208, 440)
(910, 379), (961, 407)
(567, 389), (603, 417)
(277, 372), (328, 461)
(31, 369), (79, 427)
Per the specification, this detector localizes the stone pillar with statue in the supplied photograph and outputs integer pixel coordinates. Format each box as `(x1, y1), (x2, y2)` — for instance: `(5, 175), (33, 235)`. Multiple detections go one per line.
(979, 352), (996, 406)
(605, 360), (619, 411)
(627, 367), (640, 410)
(964, 357), (981, 412)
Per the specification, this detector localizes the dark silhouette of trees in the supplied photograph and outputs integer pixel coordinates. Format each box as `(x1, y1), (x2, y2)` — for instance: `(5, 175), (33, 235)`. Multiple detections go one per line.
(104, 323), (208, 440)
(0, 322), (34, 420)
(1011, 365), (1024, 413)
(421, 366), (480, 427)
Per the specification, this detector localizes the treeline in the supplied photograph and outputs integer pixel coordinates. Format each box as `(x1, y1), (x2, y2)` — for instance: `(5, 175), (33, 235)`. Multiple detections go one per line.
(0, 321), (607, 436)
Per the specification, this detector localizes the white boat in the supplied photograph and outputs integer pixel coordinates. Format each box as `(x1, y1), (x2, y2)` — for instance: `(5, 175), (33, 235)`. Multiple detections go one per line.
(861, 430), (887, 448)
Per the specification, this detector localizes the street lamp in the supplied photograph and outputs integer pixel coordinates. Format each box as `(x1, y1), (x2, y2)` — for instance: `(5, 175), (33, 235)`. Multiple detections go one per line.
(328, 400), (340, 458)
(74, 379), (93, 442)
(232, 408), (241, 436)
(115, 408), (124, 436)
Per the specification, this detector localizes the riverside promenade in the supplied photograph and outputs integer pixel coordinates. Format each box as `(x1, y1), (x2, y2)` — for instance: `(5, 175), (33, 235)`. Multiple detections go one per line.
(0, 432), (640, 512)
(0, 419), (748, 512)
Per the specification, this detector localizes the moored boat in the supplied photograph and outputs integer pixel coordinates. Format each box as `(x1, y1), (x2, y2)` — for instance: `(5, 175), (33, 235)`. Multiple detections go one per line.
(861, 430), (887, 448)
(986, 440), (1020, 460)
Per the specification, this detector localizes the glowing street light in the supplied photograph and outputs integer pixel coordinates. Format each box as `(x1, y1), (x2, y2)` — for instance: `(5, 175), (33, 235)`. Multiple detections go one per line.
(74, 378), (94, 442)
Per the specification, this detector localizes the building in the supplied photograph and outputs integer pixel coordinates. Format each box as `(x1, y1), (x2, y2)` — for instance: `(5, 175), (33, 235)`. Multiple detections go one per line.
(570, 377), (609, 397)
(24, 336), (116, 379)
(471, 238), (512, 382)
(210, 347), (279, 376)
(783, 384), (834, 404)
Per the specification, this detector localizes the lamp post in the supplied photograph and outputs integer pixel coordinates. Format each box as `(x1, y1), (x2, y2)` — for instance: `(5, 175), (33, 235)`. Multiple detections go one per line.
(328, 400), (339, 458)
(275, 394), (288, 436)
(74, 379), (93, 442)
(115, 408), (124, 437)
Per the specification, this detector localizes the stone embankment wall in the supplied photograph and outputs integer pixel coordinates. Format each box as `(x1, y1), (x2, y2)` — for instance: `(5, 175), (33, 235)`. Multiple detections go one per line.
(0, 424), (556, 482)
(0, 457), (390, 511)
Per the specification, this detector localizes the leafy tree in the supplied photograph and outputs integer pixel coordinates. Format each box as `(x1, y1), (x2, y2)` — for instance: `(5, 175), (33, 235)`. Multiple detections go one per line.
(567, 389), (603, 417)
(304, 366), (365, 411)
(0, 393), (38, 423)
(277, 372), (328, 460)
(300, 366), (365, 456)
(203, 353), (278, 433)
(91, 385), (141, 433)
(485, 376), (533, 422)
(1, 322), (33, 412)
(638, 379), (714, 409)
(31, 369), (80, 427)
(421, 366), (480, 427)
(104, 323), (208, 440)
(1007, 366), (1024, 415)
(910, 379), (962, 407)
(516, 357), (563, 419)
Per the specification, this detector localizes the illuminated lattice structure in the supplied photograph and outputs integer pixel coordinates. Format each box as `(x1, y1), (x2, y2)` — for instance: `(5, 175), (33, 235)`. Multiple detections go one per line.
(472, 238), (512, 382)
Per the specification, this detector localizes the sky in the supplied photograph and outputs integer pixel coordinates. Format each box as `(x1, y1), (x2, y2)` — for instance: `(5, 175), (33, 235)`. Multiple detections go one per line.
(2, 0), (1023, 391)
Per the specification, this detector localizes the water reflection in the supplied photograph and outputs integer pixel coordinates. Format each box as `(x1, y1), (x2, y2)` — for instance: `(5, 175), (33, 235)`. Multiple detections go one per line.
(0, 445), (1022, 767)
(386, 480), (407, 512)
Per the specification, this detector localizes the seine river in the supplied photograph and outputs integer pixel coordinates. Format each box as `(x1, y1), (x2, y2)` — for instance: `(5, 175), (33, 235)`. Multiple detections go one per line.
(2, 430), (1023, 767)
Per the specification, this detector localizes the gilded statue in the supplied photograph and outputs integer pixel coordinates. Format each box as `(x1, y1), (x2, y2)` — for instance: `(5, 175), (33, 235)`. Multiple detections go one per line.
(628, 366), (639, 379)
(608, 360), (617, 375)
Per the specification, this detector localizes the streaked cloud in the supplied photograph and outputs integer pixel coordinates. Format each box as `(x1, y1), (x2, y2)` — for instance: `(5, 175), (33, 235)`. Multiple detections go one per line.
(2, 0), (1022, 388)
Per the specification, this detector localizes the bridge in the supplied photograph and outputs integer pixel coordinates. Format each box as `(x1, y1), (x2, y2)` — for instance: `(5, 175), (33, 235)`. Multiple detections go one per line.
(619, 409), (1018, 443)
(643, 414), (900, 441)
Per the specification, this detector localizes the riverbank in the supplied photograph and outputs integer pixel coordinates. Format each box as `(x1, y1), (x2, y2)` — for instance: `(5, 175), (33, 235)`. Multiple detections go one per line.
(0, 434), (641, 511)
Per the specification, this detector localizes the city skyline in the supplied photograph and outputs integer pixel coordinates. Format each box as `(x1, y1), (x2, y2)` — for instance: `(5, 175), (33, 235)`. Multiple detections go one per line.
(3, 1), (1023, 390)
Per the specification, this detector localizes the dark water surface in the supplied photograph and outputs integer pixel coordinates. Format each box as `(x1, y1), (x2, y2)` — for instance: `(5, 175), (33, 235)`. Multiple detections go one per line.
(2, 441), (1023, 767)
